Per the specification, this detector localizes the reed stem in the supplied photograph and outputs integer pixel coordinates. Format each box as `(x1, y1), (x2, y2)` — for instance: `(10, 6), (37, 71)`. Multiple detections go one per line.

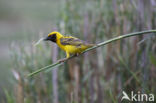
(28, 30), (156, 77)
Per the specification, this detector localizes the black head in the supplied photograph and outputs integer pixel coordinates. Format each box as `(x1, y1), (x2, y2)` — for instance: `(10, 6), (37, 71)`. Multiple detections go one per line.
(44, 33), (57, 43)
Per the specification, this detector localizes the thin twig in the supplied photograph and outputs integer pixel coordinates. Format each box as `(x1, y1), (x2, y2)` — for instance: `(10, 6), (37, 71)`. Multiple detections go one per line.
(27, 30), (156, 77)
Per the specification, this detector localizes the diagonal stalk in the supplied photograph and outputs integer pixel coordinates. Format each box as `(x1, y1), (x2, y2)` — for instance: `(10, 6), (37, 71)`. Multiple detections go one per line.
(27, 30), (156, 77)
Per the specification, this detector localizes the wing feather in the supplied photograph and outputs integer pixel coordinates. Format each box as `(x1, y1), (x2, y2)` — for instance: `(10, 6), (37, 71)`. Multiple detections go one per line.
(60, 36), (84, 47)
(60, 36), (95, 48)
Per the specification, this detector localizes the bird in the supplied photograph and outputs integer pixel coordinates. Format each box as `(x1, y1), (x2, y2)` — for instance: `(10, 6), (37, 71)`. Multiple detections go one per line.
(44, 31), (95, 62)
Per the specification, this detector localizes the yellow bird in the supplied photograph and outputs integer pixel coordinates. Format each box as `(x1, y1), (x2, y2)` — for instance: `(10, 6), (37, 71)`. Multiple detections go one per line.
(44, 31), (95, 62)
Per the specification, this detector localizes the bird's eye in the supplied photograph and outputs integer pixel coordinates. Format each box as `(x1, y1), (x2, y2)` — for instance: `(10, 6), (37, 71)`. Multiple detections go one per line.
(52, 33), (56, 36)
(52, 34), (56, 38)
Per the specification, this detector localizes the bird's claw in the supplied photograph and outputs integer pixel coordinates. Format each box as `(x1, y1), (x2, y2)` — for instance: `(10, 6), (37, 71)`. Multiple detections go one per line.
(74, 53), (80, 57)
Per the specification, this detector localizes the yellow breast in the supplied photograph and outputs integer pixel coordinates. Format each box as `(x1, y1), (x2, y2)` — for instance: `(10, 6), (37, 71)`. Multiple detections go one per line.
(56, 40), (66, 51)
(56, 39), (88, 54)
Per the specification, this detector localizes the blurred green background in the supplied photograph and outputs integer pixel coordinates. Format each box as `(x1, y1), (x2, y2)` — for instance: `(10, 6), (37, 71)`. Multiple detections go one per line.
(0, 0), (156, 103)
(0, 0), (60, 83)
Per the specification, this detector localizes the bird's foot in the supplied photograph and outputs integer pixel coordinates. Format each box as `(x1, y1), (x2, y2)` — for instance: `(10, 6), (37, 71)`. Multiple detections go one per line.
(74, 53), (80, 57)
(58, 58), (68, 63)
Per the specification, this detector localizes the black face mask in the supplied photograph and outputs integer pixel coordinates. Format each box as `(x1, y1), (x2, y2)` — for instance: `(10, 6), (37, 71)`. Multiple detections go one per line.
(44, 34), (57, 43)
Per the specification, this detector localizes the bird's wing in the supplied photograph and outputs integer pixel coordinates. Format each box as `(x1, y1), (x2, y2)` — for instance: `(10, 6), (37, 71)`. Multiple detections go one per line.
(60, 36), (86, 47)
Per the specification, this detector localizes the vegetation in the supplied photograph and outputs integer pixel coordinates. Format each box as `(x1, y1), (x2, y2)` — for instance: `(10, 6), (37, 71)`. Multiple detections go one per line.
(1, 0), (156, 103)
(28, 30), (156, 77)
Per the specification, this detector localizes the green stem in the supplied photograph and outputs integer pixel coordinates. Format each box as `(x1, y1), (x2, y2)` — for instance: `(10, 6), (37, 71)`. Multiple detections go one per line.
(27, 30), (156, 77)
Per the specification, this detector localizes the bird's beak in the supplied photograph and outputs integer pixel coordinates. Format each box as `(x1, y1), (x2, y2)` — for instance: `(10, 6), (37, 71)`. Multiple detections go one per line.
(43, 36), (49, 41)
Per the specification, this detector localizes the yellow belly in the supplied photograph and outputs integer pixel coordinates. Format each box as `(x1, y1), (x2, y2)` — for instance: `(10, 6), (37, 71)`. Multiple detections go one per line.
(56, 40), (91, 57)
(64, 45), (88, 54)
(58, 42), (88, 54)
